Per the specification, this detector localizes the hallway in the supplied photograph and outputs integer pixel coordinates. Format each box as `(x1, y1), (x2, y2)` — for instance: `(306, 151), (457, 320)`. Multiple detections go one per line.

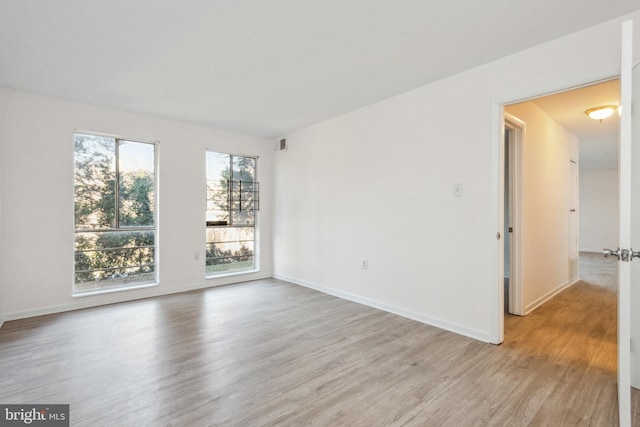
(503, 251), (638, 424)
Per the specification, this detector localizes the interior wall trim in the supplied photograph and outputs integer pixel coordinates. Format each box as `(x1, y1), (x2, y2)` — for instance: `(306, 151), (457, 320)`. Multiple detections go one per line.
(274, 274), (492, 343)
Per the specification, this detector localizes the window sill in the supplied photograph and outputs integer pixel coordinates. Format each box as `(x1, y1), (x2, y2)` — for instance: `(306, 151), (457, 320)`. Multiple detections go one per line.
(206, 269), (259, 280)
(72, 281), (158, 298)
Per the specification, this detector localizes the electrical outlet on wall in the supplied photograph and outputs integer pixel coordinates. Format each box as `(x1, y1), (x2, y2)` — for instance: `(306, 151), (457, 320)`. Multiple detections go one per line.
(362, 259), (368, 270)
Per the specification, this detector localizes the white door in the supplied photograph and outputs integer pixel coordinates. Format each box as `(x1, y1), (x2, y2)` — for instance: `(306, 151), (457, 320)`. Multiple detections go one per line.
(608, 19), (636, 427)
(504, 115), (524, 316)
(568, 160), (578, 283)
(630, 13), (640, 406)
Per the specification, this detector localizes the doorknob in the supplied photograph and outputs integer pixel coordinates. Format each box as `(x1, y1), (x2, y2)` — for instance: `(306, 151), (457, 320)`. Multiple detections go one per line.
(604, 248), (634, 261)
(604, 248), (622, 260)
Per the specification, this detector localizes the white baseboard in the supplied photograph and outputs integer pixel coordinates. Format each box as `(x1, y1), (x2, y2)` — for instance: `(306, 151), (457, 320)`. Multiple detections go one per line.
(273, 274), (491, 343)
(3, 272), (272, 322)
(524, 278), (579, 315)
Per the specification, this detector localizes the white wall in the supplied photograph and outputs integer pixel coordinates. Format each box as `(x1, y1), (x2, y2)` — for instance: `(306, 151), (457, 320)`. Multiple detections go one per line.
(505, 102), (579, 313)
(579, 169), (619, 252)
(273, 11), (639, 358)
(0, 89), (274, 319)
(580, 135), (618, 171)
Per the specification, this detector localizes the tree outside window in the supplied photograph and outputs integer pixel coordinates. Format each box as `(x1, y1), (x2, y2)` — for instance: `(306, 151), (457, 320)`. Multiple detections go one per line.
(206, 151), (258, 275)
(74, 133), (157, 293)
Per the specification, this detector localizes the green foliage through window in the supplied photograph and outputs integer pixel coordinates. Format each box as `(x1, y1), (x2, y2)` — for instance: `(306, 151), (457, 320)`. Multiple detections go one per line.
(206, 151), (258, 274)
(74, 134), (156, 292)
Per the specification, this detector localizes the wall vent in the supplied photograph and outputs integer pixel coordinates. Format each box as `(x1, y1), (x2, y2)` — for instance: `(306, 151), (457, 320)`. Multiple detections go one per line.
(278, 138), (287, 152)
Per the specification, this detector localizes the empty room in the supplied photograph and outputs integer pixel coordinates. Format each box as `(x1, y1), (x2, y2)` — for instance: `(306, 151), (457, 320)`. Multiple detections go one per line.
(1, 1), (640, 426)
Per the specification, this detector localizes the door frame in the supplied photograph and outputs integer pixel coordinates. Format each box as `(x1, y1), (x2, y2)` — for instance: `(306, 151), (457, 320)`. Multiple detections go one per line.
(616, 18), (633, 426)
(504, 114), (524, 316)
(491, 77), (619, 345)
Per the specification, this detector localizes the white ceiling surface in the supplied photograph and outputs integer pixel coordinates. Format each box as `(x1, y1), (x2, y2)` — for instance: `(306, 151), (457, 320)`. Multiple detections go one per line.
(531, 80), (620, 139)
(530, 79), (620, 172)
(1, 1), (639, 139)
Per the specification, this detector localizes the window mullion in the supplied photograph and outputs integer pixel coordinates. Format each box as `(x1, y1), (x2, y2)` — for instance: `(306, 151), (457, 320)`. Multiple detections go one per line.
(115, 139), (120, 229)
(229, 155), (234, 226)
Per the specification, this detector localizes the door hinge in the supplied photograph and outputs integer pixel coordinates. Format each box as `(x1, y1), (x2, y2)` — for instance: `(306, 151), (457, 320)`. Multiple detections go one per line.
(508, 227), (513, 233)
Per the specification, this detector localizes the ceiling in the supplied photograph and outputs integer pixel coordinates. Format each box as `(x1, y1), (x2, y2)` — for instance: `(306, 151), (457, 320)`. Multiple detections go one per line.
(0, 1), (638, 139)
(531, 79), (620, 139)
(527, 79), (620, 172)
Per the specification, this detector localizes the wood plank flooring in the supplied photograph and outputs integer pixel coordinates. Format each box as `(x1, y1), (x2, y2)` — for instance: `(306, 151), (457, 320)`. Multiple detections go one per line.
(1, 254), (638, 426)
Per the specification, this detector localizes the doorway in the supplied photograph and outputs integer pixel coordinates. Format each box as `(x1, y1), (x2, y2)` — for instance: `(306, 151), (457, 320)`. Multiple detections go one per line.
(497, 78), (623, 422)
(501, 77), (620, 334)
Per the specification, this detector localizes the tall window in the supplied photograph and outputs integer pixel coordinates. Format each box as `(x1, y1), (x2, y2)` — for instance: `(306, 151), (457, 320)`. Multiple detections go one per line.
(206, 151), (258, 275)
(74, 133), (157, 294)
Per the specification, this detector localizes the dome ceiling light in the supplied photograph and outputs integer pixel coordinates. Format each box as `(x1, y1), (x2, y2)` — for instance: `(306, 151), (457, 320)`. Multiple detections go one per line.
(585, 105), (618, 122)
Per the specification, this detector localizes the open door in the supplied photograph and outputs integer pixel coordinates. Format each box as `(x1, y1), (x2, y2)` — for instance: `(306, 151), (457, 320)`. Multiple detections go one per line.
(568, 159), (578, 283)
(631, 13), (640, 408)
(504, 114), (523, 316)
(604, 19), (636, 427)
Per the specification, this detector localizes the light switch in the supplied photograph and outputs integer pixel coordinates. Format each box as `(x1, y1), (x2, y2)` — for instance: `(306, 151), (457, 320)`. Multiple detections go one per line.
(454, 183), (464, 197)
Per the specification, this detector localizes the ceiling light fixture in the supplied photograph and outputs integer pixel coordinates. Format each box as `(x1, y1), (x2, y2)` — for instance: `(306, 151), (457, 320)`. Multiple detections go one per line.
(585, 105), (617, 122)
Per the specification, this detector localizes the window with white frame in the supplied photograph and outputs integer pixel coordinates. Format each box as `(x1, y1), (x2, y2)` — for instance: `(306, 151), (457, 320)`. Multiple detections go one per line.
(206, 151), (259, 275)
(74, 133), (157, 294)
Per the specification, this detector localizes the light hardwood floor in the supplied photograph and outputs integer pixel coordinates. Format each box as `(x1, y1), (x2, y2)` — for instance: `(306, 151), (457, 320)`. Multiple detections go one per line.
(1, 255), (638, 426)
